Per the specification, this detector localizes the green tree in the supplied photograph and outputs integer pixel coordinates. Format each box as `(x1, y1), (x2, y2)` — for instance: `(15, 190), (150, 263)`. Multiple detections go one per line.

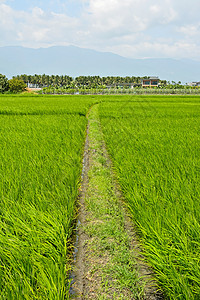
(8, 78), (27, 93)
(0, 74), (9, 93)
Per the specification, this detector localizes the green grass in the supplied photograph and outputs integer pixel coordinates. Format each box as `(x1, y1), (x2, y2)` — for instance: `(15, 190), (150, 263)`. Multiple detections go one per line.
(0, 94), (97, 299)
(99, 95), (200, 299)
(80, 104), (142, 299)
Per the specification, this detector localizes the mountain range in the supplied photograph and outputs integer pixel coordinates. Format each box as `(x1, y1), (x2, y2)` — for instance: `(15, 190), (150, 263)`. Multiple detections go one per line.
(0, 45), (200, 83)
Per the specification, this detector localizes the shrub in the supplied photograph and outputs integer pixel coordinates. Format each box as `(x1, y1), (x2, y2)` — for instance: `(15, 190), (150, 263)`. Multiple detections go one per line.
(8, 78), (27, 93)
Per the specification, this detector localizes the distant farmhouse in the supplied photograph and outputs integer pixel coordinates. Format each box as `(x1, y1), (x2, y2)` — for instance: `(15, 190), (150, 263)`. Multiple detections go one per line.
(107, 76), (160, 89)
(187, 82), (200, 87)
(141, 76), (160, 88)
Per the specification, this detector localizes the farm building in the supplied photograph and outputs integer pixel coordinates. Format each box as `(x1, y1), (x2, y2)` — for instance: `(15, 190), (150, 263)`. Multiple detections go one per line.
(187, 81), (200, 87)
(141, 77), (160, 87)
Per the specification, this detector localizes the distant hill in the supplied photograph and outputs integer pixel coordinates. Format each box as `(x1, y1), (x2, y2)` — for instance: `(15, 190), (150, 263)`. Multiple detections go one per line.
(0, 45), (200, 83)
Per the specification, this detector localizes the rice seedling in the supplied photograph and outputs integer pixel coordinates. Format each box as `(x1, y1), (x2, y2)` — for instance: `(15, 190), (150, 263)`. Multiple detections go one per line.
(99, 95), (200, 299)
(0, 94), (97, 299)
(2, 94), (200, 299)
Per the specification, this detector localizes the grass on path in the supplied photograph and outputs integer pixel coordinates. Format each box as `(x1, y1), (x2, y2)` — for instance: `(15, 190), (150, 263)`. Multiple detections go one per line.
(74, 104), (159, 299)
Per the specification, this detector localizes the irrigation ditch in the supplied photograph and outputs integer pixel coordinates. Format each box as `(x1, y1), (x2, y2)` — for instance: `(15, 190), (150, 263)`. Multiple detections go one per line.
(69, 103), (163, 299)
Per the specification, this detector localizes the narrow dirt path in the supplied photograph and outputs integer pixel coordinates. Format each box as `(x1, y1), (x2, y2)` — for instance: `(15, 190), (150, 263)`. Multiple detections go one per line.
(70, 104), (163, 299)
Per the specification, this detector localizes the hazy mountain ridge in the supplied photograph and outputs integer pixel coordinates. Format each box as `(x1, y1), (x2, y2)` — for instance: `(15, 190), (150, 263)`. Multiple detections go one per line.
(0, 45), (200, 83)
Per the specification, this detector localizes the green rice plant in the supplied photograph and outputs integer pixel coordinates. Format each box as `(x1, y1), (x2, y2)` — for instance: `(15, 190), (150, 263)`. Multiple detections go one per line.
(99, 95), (200, 299)
(0, 94), (99, 116)
(0, 94), (97, 299)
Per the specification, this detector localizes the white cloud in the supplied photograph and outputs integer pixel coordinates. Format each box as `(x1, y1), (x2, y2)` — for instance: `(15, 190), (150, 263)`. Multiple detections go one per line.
(0, 0), (200, 60)
(110, 41), (200, 59)
(0, 4), (80, 47)
(178, 23), (200, 37)
(32, 7), (45, 17)
(0, 4), (14, 26)
(87, 0), (177, 34)
(19, 9), (79, 45)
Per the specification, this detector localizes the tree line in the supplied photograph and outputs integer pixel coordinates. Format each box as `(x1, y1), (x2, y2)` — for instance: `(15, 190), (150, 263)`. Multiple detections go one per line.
(13, 74), (159, 88)
(1, 73), (198, 94)
(15, 74), (192, 89)
(13, 74), (195, 91)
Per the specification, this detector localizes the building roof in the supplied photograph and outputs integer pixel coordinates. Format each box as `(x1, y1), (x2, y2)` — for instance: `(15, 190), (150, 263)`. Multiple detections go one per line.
(142, 76), (159, 80)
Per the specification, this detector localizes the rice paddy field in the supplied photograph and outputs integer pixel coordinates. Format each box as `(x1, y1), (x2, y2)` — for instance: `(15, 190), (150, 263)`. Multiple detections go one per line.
(0, 94), (200, 299)
(99, 95), (200, 299)
(0, 95), (97, 299)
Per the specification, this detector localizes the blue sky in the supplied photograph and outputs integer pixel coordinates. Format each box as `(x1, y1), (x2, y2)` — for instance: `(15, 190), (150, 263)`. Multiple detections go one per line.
(6, 0), (86, 16)
(0, 0), (200, 60)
